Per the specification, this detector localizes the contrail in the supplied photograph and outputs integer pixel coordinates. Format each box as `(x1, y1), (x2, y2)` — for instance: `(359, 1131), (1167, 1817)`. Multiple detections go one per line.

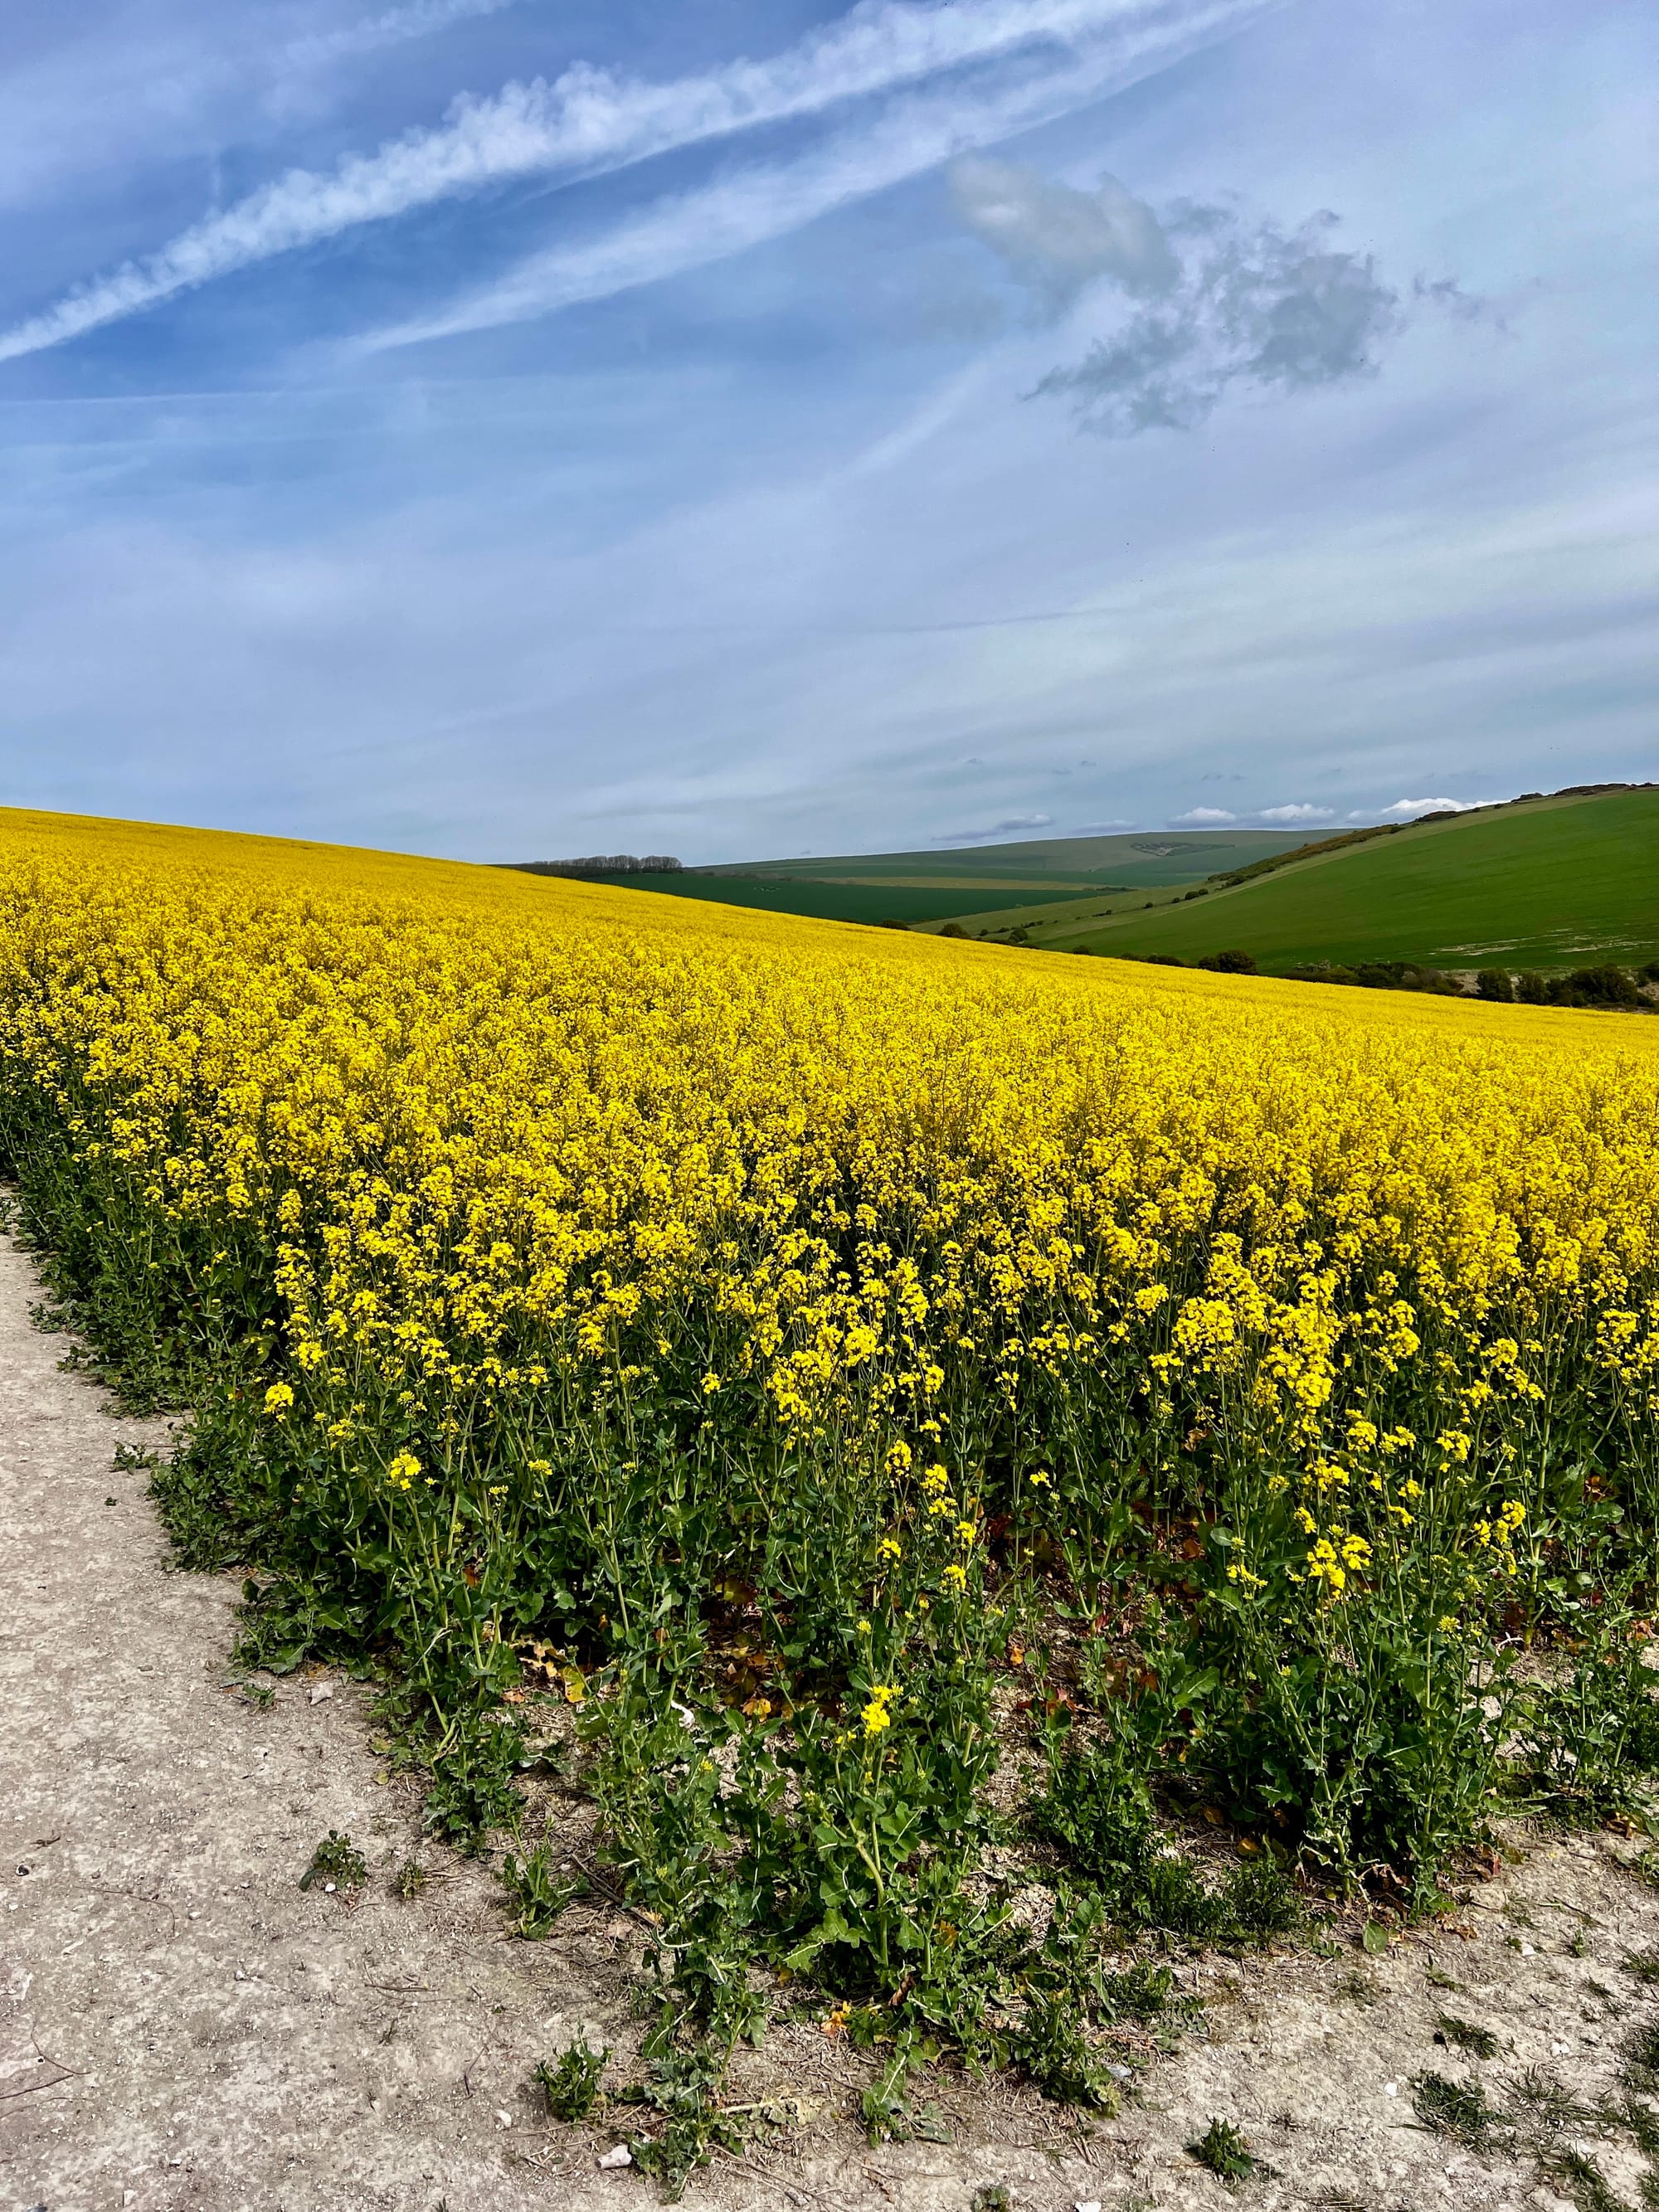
(289, 0), (524, 66)
(0, 0), (1263, 363)
(364, 1), (1259, 350)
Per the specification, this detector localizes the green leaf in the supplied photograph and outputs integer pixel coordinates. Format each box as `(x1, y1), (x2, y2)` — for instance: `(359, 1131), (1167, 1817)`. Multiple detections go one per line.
(783, 1905), (854, 1971)
(1362, 1920), (1390, 1956)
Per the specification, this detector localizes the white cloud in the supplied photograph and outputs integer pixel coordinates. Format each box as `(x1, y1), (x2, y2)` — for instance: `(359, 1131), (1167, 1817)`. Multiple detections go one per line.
(1172, 806), (1237, 824)
(1255, 801), (1333, 822)
(1035, 202), (1418, 436)
(1374, 795), (1491, 818)
(948, 156), (1177, 309)
(0, 0), (1260, 364)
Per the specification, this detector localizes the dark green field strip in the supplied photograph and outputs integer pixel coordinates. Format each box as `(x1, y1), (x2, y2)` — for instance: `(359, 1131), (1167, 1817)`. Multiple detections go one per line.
(536, 873), (1095, 924)
(929, 884), (1195, 937)
(693, 828), (1307, 889)
(1023, 791), (1659, 972)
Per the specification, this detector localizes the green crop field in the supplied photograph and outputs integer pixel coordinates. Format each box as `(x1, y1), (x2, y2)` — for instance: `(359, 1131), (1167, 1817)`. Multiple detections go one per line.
(511, 831), (1313, 926)
(938, 790), (1659, 975)
(514, 871), (1087, 926)
(692, 826), (1306, 894)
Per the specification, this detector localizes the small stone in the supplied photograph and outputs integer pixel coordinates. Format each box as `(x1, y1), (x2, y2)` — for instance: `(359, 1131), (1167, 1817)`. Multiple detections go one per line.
(309, 1683), (334, 1704)
(1384, 2081), (1398, 2097)
(494, 2108), (513, 2129)
(1074, 2200), (1104, 2212)
(597, 2144), (633, 2169)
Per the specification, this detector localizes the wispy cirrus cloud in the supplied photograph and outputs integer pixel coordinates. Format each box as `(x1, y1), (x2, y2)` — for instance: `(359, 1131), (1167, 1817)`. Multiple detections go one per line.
(363, 0), (1256, 349)
(289, 0), (526, 67)
(0, 0), (1263, 366)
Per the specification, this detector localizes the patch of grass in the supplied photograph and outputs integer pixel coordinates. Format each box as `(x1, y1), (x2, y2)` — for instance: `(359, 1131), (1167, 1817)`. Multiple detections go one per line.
(1011, 1986), (1118, 2112)
(1411, 2071), (1501, 2152)
(298, 1830), (367, 1892)
(393, 1858), (427, 1901)
(535, 2036), (610, 2122)
(1625, 2023), (1659, 2096)
(1536, 2143), (1625, 2212)
(1436, 2013), (1500, 2059)
(1623, 1951), (1659, 1985)
(501, 1841), (584, 1937)
(1506, 2066), (1603, 2139)
(1097, 1959), (1187, 2024)
(1186, 2117), (1258, 2184)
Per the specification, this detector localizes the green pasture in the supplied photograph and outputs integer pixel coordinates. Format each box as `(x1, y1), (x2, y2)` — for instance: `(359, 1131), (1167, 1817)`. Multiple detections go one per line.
(951, 791), (1659, 974)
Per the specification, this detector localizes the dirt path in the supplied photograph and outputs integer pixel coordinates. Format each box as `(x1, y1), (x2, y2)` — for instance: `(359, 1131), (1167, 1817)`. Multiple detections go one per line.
(5, 1222), (1659, 2212)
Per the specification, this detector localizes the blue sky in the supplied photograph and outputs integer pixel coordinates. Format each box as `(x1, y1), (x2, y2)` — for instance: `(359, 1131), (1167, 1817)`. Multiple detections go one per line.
(0, 0), (1652, 863)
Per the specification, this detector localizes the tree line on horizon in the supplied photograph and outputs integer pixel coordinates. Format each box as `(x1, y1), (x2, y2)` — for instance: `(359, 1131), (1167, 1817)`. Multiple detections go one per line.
(507, 854), (684, 878)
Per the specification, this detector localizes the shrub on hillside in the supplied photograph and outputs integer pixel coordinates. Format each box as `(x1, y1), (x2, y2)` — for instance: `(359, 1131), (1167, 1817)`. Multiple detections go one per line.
(1284, 960), (1460, 997)
(1550, 965), (1645, 1009)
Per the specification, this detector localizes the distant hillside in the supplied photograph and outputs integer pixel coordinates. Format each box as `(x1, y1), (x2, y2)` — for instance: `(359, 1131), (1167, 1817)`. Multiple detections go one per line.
(693, 828), (1308, 892)
(513, 871), (1090, 926)
(941, 788), (1659, 975)
(506, 828), (1316, 927)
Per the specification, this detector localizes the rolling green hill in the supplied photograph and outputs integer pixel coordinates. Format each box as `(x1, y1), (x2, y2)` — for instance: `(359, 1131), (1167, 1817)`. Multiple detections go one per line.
(941, 789), (1659, 973)
(693, 827), (1306, 893)
(519, 829), (1312, 926)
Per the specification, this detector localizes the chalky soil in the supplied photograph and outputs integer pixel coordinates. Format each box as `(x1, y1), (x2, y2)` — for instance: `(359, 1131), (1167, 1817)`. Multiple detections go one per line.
(2, 1223), (1657, 2212)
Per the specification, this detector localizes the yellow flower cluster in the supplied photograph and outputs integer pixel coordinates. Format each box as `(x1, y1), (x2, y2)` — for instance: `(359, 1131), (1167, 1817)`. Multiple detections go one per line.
(860, 1684), (900, 1738)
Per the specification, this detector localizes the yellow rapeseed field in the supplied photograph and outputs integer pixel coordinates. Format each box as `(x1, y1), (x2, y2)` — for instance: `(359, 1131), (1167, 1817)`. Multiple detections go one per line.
(5, 804), (1659, 2127)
